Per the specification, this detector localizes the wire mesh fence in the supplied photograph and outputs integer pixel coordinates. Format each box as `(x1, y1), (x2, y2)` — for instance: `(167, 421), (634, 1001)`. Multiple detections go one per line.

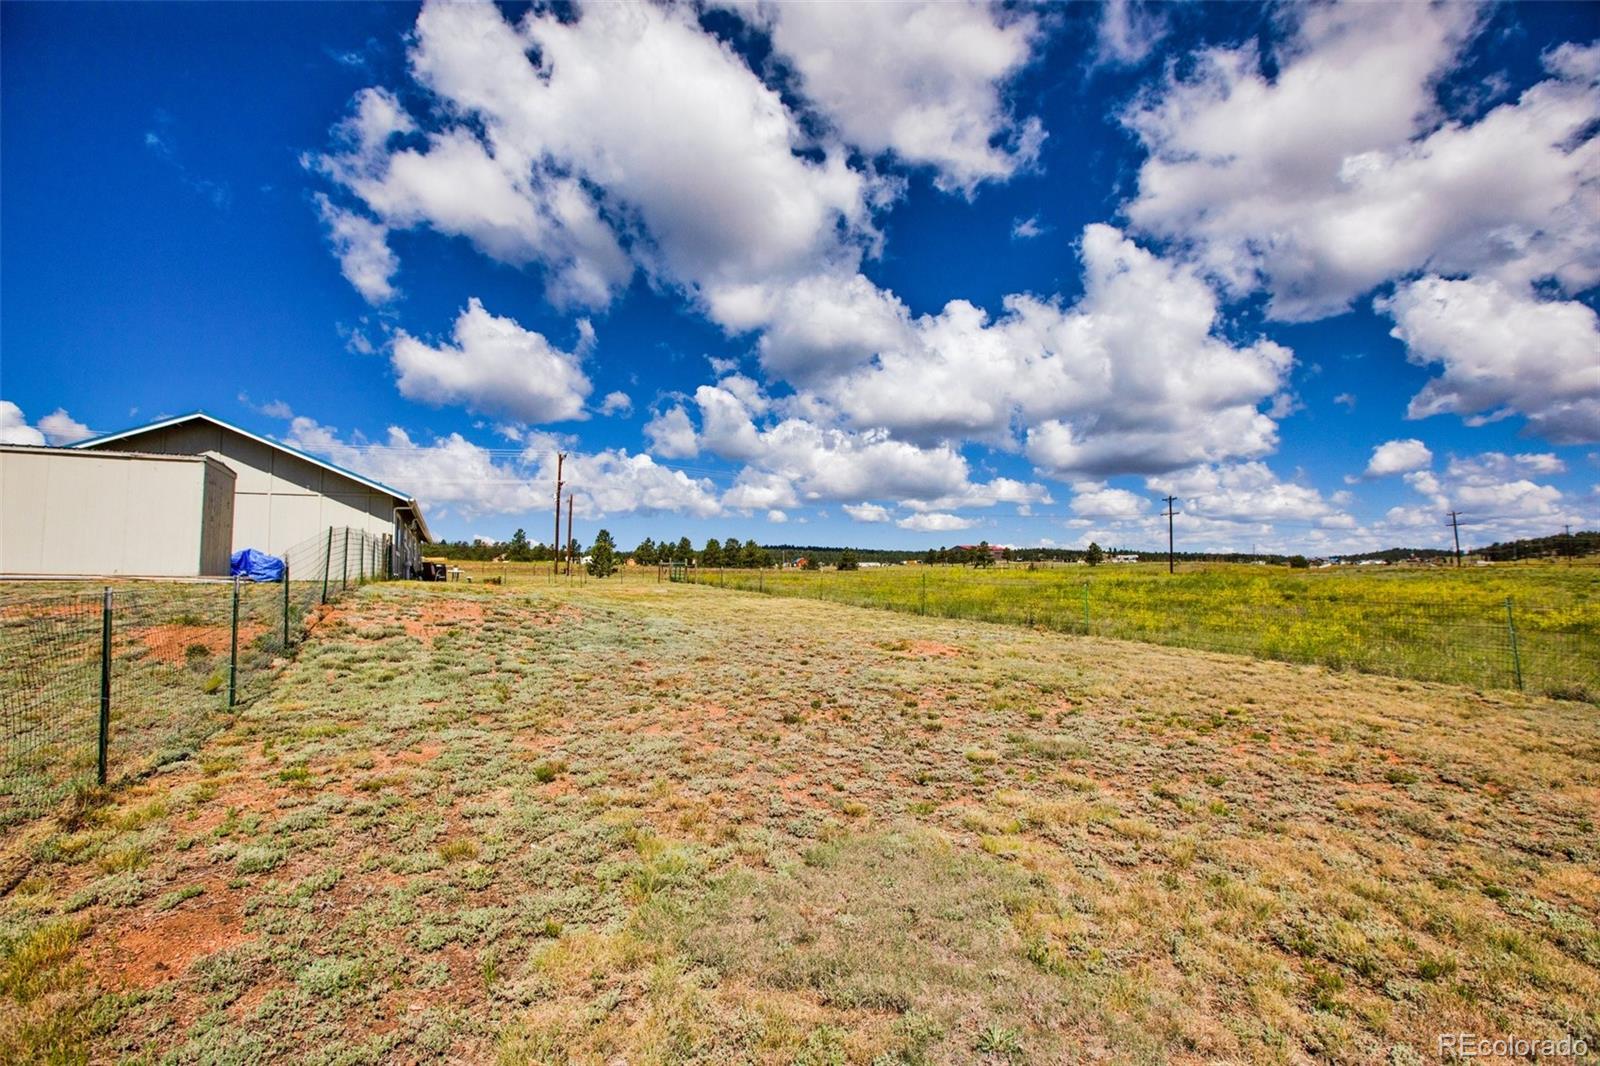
(0, 526), (393, 825)
(674, 567), (1599, 701)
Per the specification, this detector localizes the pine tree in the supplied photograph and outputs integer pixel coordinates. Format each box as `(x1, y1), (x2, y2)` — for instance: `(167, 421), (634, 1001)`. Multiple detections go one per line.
(1085, 541), (1104, 566)
(837, 549), (860, 571)
(634, 537), (657, 565)
(508, 528), (532, 562)
(702, 537), (722, 567)
(676, 536), (693, 564)
(588, 529), (619, 578)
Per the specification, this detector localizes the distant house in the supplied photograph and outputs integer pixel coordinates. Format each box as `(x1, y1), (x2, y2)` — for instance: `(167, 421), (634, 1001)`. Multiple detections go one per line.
(1110, 554), (1139, 563)
(73, 411), (432, 576)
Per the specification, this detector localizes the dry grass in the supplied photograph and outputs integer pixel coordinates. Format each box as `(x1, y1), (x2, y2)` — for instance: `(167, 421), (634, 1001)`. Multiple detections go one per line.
(1, 579), (1596, 1063)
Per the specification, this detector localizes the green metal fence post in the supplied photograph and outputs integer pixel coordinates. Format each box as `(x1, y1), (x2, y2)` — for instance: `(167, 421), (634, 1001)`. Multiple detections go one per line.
(1505, 597), (1523, 692)
(321, 526), (333, 604)
(282, 561), (291, 648)
(228, 576), (241, 708)
(97, 587), (112, 786)
(342, 528), (350, 590)
(1082, 581), (1090, 634)
(920, 571), (927, 616)
(359, 537), (366, 584)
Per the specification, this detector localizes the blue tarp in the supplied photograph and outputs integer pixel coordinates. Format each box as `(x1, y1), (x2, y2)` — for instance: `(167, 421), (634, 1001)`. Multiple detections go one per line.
(230, 548), (285, 582)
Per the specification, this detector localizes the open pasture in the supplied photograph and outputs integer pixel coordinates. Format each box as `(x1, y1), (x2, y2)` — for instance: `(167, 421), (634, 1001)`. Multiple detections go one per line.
(2, 579), (1597, 1064)
(677, 561), (1600, 701)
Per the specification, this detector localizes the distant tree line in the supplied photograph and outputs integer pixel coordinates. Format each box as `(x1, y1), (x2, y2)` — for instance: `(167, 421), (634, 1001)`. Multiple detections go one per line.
(1474, 530), (1598, 561)
(427, 531), (779, 568)
(422, 528), (1598, 569)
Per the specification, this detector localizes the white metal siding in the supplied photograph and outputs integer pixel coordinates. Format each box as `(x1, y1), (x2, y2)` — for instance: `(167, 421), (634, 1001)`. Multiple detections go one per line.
(0, 447), (235, 576)
(93, 424), (401, 556)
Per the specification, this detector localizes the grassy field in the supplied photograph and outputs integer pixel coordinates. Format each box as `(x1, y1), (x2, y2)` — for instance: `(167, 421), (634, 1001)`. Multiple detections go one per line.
(665, 561), (1600, 701)
(2, 579), (1598, 1064)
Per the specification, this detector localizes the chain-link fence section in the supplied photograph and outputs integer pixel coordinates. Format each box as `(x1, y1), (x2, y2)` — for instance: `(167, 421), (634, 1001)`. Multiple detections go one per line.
(675, 568), (1598, 701)
(0, 526), (393, 825)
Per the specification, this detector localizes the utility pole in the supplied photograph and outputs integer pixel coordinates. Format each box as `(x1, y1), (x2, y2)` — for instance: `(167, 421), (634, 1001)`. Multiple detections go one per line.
(1446, 510), (1463, 567)
(565, 493), (574, 577)
(552, 453), (566, 577)
(1162, 495), (1180, 574)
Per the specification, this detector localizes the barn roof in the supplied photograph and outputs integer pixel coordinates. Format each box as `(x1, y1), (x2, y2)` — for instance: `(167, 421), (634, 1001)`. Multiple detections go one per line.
(73, 411), (432, 542)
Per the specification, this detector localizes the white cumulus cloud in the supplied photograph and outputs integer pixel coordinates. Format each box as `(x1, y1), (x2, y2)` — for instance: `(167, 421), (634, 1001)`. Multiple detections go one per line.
(0, 401), (47, 446)
(283, 416), (719, 522)
(391, 299), (594, 424)
(643, 406), (699, 460)
(897, 512), (976, 533)
(1123, 7), (1599, 320)
(842, 502), (892, 523)
(743, 0), (1045, 194)
(1379, 275), (1600, 444)
(313, 193), (398, 304)
(0, 401), (92, 446)
(1094, 0), (1170, 68)
(1362, 438), (1433, 478)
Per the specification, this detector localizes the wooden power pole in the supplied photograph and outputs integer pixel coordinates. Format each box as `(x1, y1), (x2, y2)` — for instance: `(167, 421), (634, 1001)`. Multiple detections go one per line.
(1446, 510), (1463, 567)
(1162, 495), (1180, 574)
(552, 453), (566, 576)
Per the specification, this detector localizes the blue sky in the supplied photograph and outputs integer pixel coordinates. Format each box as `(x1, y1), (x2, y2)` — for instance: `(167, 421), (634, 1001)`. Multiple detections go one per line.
(3, 1), (1597, 553)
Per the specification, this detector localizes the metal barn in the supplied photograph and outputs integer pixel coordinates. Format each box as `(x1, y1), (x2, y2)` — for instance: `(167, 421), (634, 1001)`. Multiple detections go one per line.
(72, 412), (432, 576)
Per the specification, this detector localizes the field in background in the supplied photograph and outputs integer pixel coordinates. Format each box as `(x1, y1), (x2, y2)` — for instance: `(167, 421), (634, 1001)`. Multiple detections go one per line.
(2, 579), (1596, 1064)
(673, 561), (1600, 701)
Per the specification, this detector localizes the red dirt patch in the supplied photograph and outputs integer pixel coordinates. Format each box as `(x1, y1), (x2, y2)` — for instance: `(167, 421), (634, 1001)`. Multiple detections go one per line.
(904, 640), (963, 658)
(399, 600), (485, 643)
(0, 601), (94, 620)
(392, 741), (444, 764)
(131, 623), (268, 665)
(91, 878), (246, 991)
